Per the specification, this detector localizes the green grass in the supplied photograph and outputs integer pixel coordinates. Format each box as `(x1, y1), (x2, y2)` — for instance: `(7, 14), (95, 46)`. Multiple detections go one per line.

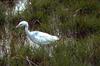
(1, 0), (100, 66)
(1, 36), (99, 66)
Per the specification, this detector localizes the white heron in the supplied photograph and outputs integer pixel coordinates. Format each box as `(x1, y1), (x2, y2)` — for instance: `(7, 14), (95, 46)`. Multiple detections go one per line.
(16, 21), (59, 45)
(16, 21), (59, 56)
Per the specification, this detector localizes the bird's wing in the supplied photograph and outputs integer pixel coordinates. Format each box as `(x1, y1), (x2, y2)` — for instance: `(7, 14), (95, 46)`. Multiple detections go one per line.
(30, 31), (58, 44)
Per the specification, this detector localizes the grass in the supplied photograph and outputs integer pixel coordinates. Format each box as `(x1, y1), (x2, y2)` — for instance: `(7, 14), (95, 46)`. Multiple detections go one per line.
(1, 0), (100, 66)
(0, 35), (99, 66)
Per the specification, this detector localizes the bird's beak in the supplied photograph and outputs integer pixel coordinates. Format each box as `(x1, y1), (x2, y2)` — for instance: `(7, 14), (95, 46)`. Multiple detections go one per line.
(16, 25), (19, 28)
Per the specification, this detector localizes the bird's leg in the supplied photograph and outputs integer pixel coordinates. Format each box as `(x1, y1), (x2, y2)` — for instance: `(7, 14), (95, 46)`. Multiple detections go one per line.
(48, 45), (53, 57)
(44, 44), (53, 57)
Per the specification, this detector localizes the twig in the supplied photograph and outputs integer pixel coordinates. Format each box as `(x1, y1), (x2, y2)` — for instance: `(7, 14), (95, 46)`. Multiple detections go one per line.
(26, 56), (38, 66)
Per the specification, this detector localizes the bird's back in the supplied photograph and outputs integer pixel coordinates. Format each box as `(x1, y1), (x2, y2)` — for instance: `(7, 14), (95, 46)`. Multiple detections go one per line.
(29, 31), (59, 44)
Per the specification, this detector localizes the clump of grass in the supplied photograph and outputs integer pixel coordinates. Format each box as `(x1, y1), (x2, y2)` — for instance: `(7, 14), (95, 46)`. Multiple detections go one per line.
(7, 36), (99, 66)
(1, 0), (100, 66)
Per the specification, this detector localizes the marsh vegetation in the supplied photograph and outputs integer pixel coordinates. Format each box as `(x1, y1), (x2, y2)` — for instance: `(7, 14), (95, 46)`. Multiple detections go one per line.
(0, 0), (100, 66)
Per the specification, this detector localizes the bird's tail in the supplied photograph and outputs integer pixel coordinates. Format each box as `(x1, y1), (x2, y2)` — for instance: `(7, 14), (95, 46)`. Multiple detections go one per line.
(52, 36), (59, 41)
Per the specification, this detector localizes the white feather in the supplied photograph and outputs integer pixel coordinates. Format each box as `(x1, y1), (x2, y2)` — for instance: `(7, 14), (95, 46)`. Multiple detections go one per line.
(16, 21), (59, 45)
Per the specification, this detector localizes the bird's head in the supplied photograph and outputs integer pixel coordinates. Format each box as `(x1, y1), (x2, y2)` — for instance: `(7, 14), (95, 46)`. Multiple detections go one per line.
(16, 21), (28, 28)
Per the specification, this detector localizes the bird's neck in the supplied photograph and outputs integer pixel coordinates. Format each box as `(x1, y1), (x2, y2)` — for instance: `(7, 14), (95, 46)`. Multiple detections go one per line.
(25, 26), (30, 35)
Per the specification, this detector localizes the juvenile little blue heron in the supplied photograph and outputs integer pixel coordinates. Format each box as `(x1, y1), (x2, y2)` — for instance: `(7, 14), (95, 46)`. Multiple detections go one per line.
(16, 21), (59, 56)
(16, 21), (59, 45)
